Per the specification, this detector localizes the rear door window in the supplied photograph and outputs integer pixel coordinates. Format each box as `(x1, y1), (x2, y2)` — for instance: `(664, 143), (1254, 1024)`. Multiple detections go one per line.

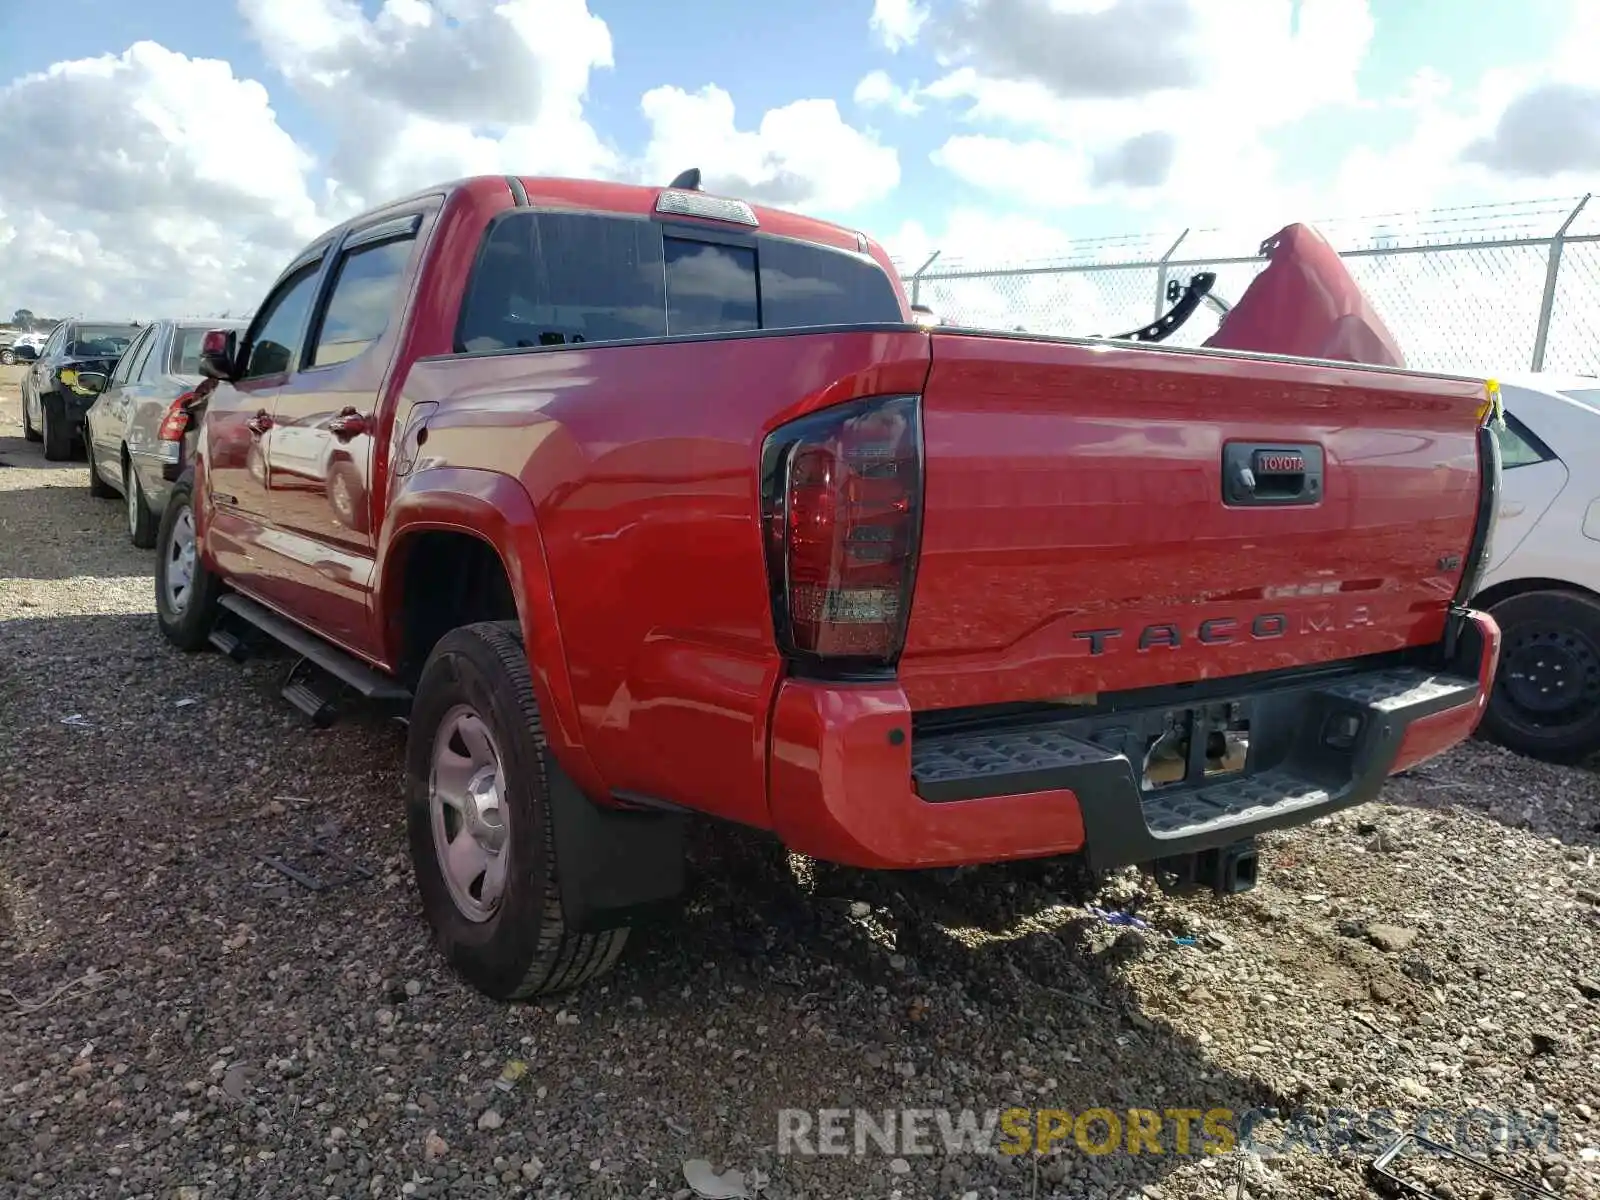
(309, 229), (417, 367)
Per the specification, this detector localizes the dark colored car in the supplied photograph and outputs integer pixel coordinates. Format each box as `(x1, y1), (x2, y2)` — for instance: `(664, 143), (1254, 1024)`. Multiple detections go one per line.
(82, 318), (249, 547)
(21, 319), (142, 460)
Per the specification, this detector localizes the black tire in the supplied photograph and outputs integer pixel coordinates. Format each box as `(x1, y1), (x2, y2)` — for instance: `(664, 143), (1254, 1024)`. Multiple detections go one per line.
(21, 386), (41, 442)
(40, 392), (72, 462)
(1481, 589), (1600, 764)
(125, 459), (158, 548)
(1, 349), (15, 366)
(406, 621), (629, 999)
(87, 448), (117, 498)
(154, 474), (223, 650)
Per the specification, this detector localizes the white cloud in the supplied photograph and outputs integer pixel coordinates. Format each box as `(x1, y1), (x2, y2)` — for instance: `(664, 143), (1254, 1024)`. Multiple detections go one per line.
(0, 41), (320, 319)
(855, 69), (923, 116)
(1465, 84), (1600, 179)
(238, 0), (620, 208)
(0, 0), (904, 316)
(870, 0), (929, 52)
(909, 0), (1375, 218)
(639, 85), (900, 214)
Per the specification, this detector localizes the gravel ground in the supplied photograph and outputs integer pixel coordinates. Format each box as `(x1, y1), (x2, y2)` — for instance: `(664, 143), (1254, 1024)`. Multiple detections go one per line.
(0, 360), (1597, 1200)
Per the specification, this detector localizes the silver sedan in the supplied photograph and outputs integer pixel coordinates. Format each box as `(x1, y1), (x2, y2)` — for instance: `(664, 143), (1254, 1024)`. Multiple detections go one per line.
(82, 317), (248, 547)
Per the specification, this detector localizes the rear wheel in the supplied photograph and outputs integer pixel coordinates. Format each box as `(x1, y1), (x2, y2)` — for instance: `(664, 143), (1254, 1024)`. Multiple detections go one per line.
(40, 393), (72, 462)
(154, 475), (222, 650)
(1482, 589), (1600, 764)
(1, 349), (15, 366)
(125, 460), (158, 548)
(22, 386), (41, 443)
(406, 621), (629, 999)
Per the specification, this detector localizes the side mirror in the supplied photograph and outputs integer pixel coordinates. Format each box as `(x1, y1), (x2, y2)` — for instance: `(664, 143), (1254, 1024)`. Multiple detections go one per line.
(198, 328), (238, 382)
(75, 371), (108, 395)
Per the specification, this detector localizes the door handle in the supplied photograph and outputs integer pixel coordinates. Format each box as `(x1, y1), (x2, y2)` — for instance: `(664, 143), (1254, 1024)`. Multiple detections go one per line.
(246, 411), (273, 436)
(327, 408), (367, 440)
(1501, 501), (1526, 518)
(1222, 443), (1325, 507)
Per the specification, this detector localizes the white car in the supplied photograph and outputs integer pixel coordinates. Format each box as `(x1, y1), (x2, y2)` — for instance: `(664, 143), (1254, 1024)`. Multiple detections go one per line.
(1, 330), (47, 365)
(1472, 373), (1600, 762)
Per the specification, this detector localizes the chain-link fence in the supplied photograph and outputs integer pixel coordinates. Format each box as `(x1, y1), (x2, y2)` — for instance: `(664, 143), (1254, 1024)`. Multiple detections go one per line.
(895, 195), (1600, 376)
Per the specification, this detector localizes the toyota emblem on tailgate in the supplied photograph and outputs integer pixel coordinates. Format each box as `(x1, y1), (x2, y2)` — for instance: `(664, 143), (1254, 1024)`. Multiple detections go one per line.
(1255, 450), (1306, 474)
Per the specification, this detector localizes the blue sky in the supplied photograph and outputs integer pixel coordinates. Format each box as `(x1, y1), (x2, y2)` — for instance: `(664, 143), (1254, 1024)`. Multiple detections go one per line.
(0, 0), (1591, 317)
(0, 0), (1577, 237)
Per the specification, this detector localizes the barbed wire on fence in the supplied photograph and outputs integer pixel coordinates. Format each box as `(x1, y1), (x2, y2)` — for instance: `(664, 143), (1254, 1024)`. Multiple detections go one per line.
(891, 195), (1600, 376)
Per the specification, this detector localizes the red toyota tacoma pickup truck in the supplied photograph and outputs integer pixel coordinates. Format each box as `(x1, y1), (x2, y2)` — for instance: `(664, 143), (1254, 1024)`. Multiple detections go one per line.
(154, 173), (1503, 999)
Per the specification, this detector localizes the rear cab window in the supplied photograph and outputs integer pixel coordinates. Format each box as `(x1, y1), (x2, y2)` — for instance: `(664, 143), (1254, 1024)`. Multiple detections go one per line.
(68, 325), (140, 358)
(455, 209), (902, 353)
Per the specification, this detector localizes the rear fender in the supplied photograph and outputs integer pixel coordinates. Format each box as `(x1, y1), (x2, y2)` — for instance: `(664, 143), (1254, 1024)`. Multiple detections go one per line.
(376, 466), (603, 797)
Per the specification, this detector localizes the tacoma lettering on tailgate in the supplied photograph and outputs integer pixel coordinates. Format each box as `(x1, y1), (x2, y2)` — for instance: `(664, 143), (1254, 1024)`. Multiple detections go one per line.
(1073, 606), (1375, 654)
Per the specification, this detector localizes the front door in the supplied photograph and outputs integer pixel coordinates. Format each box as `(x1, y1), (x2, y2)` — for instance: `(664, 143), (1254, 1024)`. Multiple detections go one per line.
(200, 253), (329, 582)
(262, 207), (430, 657)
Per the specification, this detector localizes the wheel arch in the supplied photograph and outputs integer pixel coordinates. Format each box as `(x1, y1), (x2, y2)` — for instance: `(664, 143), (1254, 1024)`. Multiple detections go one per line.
(376, 466), (602, 796)
(1472, 575), (1600, 613)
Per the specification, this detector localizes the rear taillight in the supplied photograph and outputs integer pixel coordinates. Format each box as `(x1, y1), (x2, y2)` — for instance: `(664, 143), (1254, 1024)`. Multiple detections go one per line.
(760, 394), (924, 672)
(158, 391), (199, 442)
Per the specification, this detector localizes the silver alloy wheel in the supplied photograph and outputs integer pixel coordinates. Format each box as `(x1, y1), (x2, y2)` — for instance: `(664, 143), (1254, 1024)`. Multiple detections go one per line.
(125, 464), (140, 535)
(165, 505), (196, 614)
(430, 705), (510, 923)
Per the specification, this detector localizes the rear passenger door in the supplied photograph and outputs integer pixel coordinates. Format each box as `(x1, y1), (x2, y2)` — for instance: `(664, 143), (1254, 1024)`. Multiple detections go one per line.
(29, 322), (65, 415)
(257, 202), (437, 658)
(201, 250), (330, 582)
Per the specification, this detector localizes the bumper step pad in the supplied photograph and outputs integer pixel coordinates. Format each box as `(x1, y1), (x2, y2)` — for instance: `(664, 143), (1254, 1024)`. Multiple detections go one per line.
(911, 666), (1479, 870)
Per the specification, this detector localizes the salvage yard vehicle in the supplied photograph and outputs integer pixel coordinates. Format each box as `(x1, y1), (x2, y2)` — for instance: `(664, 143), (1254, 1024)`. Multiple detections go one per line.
(1, 329), (47, 365)
(20, 318), (141, 460)
(154, 172), (1504, 1000)
(81, 317), (249, 547)
(1457, 374), (1600, 764)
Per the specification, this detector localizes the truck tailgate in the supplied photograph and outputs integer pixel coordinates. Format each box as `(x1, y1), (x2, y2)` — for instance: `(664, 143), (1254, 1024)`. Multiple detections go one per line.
(899, 335), (1489, 711)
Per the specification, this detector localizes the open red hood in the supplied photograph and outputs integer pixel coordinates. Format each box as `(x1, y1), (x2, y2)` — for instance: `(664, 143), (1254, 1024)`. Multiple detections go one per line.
(1202, 223), (1405, 367)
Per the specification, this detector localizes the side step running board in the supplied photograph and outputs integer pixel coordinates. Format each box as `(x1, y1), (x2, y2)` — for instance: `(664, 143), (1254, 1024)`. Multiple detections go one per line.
(208, 627), (249, 662)
(283, 679), (338, 728)
(217, 593), (412, 703)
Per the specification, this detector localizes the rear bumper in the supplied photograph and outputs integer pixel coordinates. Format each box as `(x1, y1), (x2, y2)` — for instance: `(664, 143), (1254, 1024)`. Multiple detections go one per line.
(768, 609), (1500, 871)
